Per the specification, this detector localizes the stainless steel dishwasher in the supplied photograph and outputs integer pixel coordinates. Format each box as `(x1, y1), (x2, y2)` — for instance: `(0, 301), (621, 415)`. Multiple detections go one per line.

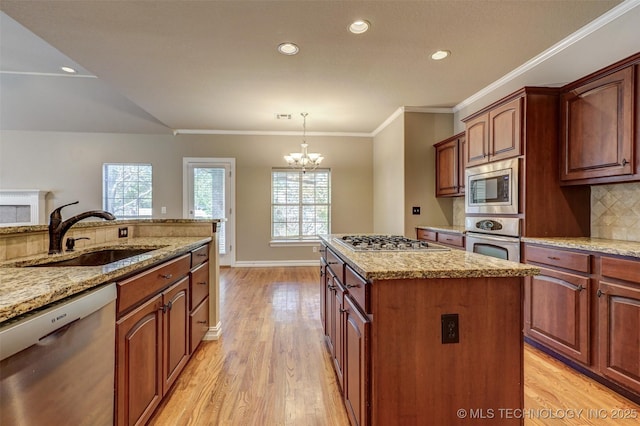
(1, 283), (116, 426)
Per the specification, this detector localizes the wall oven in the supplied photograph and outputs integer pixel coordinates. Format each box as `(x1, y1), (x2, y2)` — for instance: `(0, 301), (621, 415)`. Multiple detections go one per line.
(465, 158), (520, 215)
(465, 217), (521, 263)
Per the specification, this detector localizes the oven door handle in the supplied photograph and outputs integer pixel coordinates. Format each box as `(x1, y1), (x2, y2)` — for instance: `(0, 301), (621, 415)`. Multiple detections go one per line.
(466, 233), (520, 243)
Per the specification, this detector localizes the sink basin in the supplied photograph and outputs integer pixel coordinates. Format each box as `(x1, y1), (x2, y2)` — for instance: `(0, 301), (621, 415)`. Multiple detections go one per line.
(29, 248), (157, 267)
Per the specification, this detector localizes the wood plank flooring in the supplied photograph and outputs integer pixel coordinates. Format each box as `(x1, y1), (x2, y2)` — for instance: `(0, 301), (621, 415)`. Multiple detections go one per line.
(149, 267), (639, 425)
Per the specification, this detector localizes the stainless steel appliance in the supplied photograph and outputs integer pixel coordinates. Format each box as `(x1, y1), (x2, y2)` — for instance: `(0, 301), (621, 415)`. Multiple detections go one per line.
(334, 235), (449, 252)
(465, 157), (520, 215)
(465, 217), (521, 262)
(0, 283), (116, 426)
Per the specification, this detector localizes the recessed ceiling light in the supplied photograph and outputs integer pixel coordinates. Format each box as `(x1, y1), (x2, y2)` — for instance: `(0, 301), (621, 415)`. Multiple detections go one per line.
(61, 66), (77, 73)
(349, 20), (370, 34)
(431, 50), (451, 60)
(277, 42), (299, 55)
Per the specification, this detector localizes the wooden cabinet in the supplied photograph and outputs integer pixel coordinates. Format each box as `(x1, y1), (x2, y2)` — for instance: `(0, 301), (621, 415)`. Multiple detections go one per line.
(115, 245), (210, 426)
(116, 293), (163, 426)
(434, 132), (465, 197)
(523, 242), (640, 402)
(343, 295), (370, 426)
(597, 256), (640, 395)
(464, 96), (522, 167)
(417, 227), (465, 250)
(523, 245), (591, 364)
(560, 55), (639, 185)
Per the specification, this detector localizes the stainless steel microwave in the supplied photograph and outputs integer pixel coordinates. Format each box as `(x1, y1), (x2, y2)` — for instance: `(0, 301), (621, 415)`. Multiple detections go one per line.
(465, 158), (519, 215)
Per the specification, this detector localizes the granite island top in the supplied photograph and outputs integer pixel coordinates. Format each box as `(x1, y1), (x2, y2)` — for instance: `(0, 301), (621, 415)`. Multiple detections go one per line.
(321, 234), (538, 281)
(0, 236), (211, 324)
(521, 237), (640, 259)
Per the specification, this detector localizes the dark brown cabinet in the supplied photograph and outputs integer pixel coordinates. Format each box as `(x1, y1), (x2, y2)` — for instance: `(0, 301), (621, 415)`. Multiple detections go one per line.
(464, 96), (522, 167)
(115, 245), (210, 426)
(524, 242), (640, 402)
(434, 132), (465, 197)
(561, 65), (636, 183)
(343, 295), (370, 426)
(417, 227), (465, 250)
(598, 256), (640, 395)
(524, 245), (591, 365)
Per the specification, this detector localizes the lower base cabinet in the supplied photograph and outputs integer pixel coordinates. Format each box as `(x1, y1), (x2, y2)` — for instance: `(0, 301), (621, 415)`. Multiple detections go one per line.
(524, 243), (640, 402)
(344, 295), (370, 426)
(115, 244), (211, 426)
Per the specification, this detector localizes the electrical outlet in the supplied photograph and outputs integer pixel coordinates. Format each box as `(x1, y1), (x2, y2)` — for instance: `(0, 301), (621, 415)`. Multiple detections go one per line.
(441, 314), (459, 344)
(412, 206), (420, 215)
(313, 246), (318, 253)
(118, 227), (128, 238)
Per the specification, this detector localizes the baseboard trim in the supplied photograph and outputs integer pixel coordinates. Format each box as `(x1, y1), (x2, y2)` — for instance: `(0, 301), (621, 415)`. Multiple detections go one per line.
(234, 260), (321, 267)
(204, 321), (222, 340)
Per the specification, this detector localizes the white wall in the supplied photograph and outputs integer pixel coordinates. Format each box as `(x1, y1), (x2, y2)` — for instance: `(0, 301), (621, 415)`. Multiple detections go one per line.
(0, 130), (374, 262)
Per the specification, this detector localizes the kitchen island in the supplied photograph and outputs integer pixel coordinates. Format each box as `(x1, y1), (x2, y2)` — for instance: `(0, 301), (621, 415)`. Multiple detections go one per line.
(319, 234), (538, 426)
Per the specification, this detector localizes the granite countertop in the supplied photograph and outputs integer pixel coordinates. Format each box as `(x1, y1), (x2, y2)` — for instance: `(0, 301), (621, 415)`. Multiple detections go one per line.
(521, 237), (640, 259)
(0, 218), (224, 235)
(416, 225), (466, 235)
(321, 235), (538, 281)
(0, 236), (211, 324)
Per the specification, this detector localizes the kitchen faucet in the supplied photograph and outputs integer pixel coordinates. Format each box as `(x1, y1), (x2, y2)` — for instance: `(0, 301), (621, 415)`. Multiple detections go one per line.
(48, 201), (116, 254)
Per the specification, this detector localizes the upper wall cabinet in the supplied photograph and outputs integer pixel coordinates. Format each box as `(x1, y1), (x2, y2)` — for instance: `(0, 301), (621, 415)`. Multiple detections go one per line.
(434, 132), (466, 197)
(560, 52), (640, 185)
(463, 96), (522, 167)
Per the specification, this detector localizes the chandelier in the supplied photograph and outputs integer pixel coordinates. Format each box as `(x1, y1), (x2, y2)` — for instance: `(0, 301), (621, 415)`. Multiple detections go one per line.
(284, 113), (324, 173)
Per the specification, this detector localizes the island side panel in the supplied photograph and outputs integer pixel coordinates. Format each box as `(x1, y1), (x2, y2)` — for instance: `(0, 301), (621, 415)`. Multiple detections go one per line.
(370, 276), (524, 426)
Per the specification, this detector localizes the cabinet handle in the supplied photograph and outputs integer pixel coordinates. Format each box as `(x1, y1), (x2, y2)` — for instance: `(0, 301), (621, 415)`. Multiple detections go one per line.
(576, 284), (585, 292)
(622, 158), (629, 166)
(159, 301), (172, 313)
(328, 285), (337, 291)
(196, 253), (207, 257)
(197, 320), (207, 324)
(547, 256), (560, 261)
(346, 283), (359, 289)
(339, 308), (348, 313)
(197, 281), (207, 285)
(597, 289), (604, 297)
(328, 261), (338, 265)
(160, 273), (173, 280)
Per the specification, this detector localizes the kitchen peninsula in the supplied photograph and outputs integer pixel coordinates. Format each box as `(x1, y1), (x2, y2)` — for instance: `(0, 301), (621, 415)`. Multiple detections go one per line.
(320, 234), (538, 426)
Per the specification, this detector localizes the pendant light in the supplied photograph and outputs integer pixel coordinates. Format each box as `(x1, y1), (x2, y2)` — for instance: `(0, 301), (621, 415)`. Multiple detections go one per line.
(284, 113), (324, 173)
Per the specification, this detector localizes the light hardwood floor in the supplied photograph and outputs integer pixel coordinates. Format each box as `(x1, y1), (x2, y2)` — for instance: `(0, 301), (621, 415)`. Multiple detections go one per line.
(149, 267), (639, 425)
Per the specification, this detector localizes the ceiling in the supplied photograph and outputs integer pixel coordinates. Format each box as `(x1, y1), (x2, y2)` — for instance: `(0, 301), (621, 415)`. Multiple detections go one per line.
(1, 0), (638, 135)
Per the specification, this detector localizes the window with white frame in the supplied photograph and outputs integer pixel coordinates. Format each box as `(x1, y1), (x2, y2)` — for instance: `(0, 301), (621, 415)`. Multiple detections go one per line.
(271, 169), (331, 240)
(103, 163), (152, 218)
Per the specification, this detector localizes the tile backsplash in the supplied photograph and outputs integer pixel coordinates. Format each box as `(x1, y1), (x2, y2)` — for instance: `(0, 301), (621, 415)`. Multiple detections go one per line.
(452, 197), (465, 227)
(591, 182), (640, 242)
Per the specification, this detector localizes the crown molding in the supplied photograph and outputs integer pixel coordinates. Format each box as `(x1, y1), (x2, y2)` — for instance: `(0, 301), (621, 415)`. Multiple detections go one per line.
(172, 128), (371, 137)
(453, 0), (640, 113)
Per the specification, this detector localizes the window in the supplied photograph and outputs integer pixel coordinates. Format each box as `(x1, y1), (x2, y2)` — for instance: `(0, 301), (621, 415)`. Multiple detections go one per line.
(271, 169), (330, 240)
(103, 163), (152, 218)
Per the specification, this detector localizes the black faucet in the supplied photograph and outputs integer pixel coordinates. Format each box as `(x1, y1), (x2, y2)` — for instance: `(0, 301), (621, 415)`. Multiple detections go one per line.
(48, 201), (116, 254)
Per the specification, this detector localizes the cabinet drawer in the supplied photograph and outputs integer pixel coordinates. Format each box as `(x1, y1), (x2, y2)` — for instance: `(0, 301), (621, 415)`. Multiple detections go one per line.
(525, 245), (590, 273)
(190, 261), (209, 310)
(417, 229), (436, 241)
(436, 232), (464, 248)
(190, 297), (209, 354)
(191, 244), (209, 268)
(601, 256), (640, 284)
(117, 254), (191, 316)
(345, 265), (370, 314)
(326, 247), (345, 281)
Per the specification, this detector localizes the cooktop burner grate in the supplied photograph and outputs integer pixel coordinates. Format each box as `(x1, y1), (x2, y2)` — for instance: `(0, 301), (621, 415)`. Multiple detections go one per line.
(333, 235), (449, 252)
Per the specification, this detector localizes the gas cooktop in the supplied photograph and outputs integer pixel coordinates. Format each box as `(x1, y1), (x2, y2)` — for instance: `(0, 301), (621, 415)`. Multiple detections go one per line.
(333, 235), (449, 252)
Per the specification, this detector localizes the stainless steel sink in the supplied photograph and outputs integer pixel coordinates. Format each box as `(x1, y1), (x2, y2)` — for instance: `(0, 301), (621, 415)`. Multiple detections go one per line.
(28, 248), (158, 267)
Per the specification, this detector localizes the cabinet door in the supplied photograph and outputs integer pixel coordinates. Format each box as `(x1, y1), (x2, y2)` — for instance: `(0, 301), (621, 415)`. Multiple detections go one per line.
(332, 280), (346, 391)
(458, 135), (466, 194)
(190, 296), (209, 354)
(320, 258), (327, 334)
(344, 296), (371, 426)
(597, 281), (640, 394)
(162, 277), (190, 395)
(116, 294), (163, 426)
(465, 113), (490, 167)
(525, 267), (590, 364)
(435, 138), (460, 196)
(561, 66), (634, 182)
(325, 268), (337, 355)
(489, 97), (522, 162)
